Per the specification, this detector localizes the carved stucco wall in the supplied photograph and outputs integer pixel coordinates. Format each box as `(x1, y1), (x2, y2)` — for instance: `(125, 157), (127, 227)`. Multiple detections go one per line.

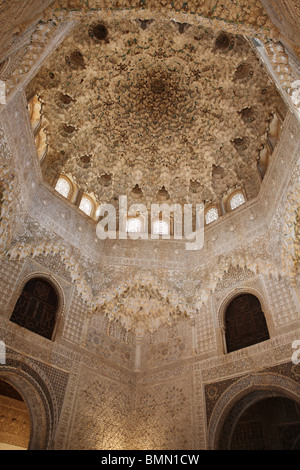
(0, 195), (299, 450)
(67, 365), (135, 450)
(0, 120), (299, 448)
(0, 1), (54, 63)
(259, 0), (300, 49)
(0, 244), (298, 449)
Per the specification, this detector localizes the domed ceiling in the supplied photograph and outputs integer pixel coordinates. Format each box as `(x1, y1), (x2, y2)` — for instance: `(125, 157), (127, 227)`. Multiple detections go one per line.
(27, 16), (285, 209)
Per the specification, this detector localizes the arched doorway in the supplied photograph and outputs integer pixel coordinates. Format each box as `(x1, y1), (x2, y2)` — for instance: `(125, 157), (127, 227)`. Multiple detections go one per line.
(208, 373), (300, 450)
(230, 396), (300, 450)
(0, 359), (57, 449)
(0, 379), (31, 450)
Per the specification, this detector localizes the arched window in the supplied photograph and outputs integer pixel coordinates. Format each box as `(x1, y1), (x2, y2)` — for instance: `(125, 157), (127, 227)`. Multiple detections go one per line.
(79, 195), (93, 216)
(229, 191), (246, 211)
(35, 126), (47, 161)
(153, 219), (169, 236)
(205, 206), (219, 225)
(95, 204), (102, 220)
(10, 278), (59, 340)
(126, 217), (142, 233)
(225, 293), (269, 353)
(55, 176), (71, 199)
(28, 95), (42, 132)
